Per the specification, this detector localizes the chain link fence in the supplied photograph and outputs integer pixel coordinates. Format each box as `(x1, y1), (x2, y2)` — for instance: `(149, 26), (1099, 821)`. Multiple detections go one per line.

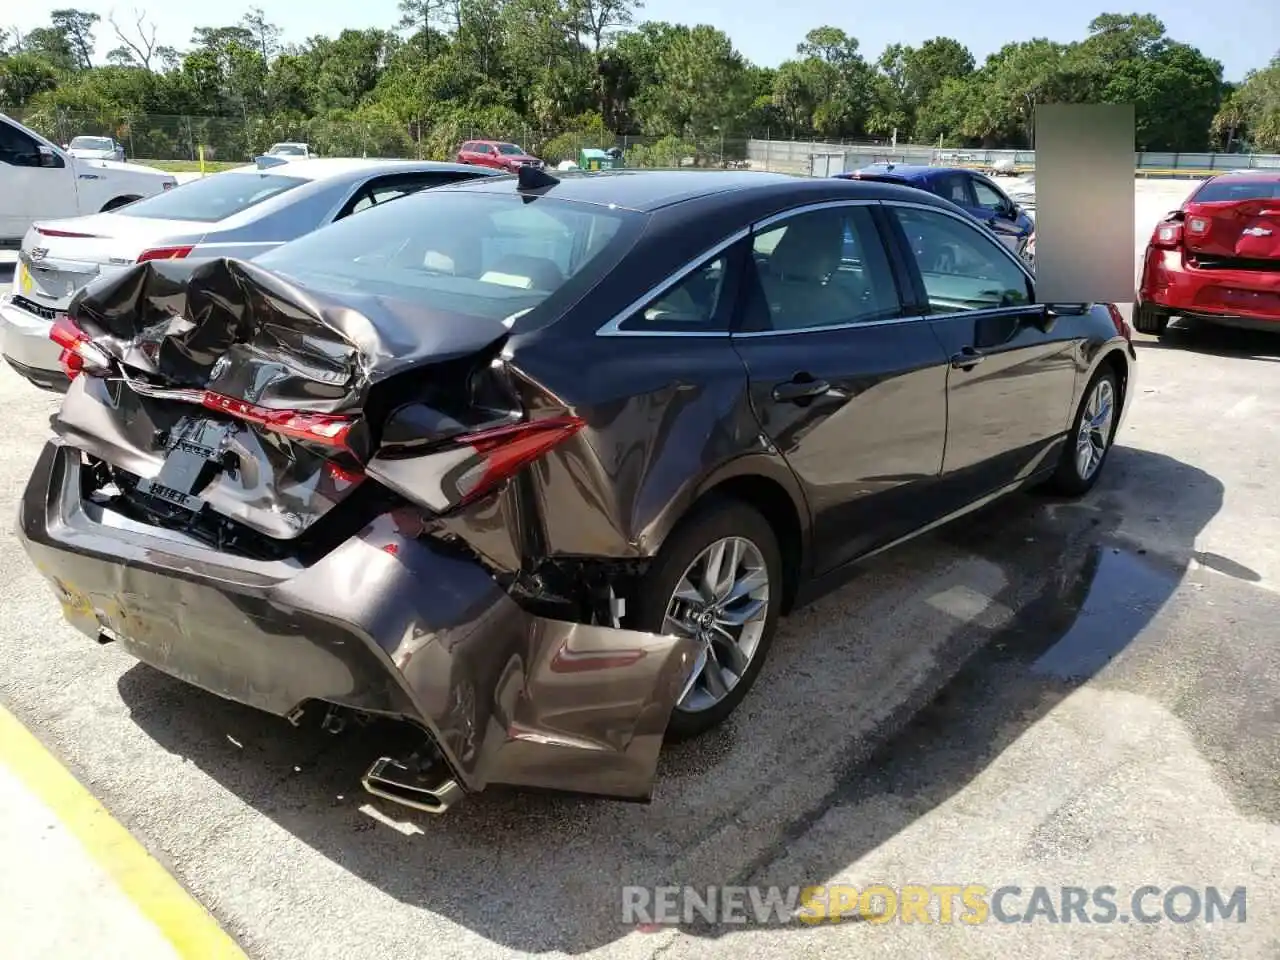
(8, 109), (761, 169)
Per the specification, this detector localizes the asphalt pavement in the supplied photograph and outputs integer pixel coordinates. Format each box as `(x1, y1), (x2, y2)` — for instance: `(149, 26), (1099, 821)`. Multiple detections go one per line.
(1, 180), (1279, 959)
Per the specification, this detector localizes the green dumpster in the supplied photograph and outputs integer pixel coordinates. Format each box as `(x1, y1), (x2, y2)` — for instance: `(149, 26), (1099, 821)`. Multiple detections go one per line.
(579, 148), (621, 171)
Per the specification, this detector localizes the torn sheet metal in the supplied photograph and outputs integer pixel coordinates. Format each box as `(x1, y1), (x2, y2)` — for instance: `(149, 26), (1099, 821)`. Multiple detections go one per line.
(19, 442), (699, 801)
(67, 257), (511, 413)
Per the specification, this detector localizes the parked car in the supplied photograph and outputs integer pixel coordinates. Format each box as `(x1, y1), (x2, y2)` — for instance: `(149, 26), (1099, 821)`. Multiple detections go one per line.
(0, 112), (177, 251)
(836, 163), (1035, 253)
(456, 139), (545, 172)
(990, 155), (1019, 176)
(1136, 170), (1280, 338)
(265, 142), (313, 159)
(65, 136), (127, 163)
(18, 168), (1135, 813)
(1, 158), (500, 391)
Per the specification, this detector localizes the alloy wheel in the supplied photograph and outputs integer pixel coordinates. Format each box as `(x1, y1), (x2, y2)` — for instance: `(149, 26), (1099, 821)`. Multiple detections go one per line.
(1075, 378), (1115, 481)
(663, 536), (770, 713)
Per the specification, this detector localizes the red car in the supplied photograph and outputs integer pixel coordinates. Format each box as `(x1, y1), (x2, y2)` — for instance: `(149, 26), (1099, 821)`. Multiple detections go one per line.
(455, 140), (545, 173)
(1136, 171), (1280, 337)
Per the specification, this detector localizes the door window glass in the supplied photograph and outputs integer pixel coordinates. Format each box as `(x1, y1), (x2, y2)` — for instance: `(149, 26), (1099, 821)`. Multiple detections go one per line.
(742, 205), (900, 332)
(890, 206), (1032, 313)
(936, 173), (973, 206)
(618, 255), (730, 332)
(971, 178), (1008, 214)
(0, 121), (41, 166)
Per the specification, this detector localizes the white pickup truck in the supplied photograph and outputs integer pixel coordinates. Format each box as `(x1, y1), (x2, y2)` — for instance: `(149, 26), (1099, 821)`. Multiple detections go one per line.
(0, 112), (178, 249)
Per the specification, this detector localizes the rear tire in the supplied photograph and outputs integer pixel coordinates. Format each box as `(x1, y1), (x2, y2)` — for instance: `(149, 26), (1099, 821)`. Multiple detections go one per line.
(1046, 366), (1121, 497)
(1134, 302), (1169, 336)
(627, 497), (783, 742)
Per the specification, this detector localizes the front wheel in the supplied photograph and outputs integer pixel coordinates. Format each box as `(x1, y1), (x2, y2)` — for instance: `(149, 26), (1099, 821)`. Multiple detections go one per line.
(1045, 367), (1121, 497)
(627, 498), (783, 742)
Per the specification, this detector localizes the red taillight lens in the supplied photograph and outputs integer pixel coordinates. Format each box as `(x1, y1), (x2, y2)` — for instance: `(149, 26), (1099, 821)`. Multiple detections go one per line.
(1185, 215), (1210, 236)
(136, 245), (193, 263)
(1151, 221), (1182, 249)
(200, 391), (357, 450)
(49, 316), (111, 379)
(452, 416), (586, 506)
(36, 226), (100, 239)
(1106, 303), (1132, 342)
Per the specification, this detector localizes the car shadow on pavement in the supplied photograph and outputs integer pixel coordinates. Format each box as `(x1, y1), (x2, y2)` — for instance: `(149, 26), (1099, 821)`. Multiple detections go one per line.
(117, 445), (1223, 954)
(1136, 322), (1280, 362)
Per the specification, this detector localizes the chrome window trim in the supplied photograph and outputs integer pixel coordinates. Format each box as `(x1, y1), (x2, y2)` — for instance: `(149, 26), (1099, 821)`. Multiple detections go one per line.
(594, 227), (749, 337)
(733, 313), (929, 338)
(751, 197), (881, 233)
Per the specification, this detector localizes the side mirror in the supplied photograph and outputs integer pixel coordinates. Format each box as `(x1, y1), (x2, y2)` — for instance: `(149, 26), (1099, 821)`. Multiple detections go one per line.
(37, 145), (61, 168)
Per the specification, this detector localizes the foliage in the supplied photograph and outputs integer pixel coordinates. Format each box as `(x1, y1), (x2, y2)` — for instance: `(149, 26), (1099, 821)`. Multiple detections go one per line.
(0, 7), (1273, 157)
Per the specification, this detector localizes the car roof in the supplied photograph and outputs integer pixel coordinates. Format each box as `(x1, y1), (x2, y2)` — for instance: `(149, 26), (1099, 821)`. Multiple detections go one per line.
(444, 169), (815, 211)
(223, 157), (491, 182)
(1208, 170), (1280, 183)
(437, 167), (960, 215)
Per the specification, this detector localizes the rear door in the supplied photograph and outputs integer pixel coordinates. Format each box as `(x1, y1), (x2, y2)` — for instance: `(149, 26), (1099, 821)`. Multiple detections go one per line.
(881, 200), (1078, 504)
(729, 200), (952, 576)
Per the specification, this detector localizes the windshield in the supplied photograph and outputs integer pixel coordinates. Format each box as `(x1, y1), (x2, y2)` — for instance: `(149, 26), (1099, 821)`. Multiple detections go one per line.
(497, 143), (526, 156)
(270, 144), (306, 155)
(1193, 179), (1280, 203)
(114, 171), (308, 223)
(70, 137), (113, 151)
(255, 189), (637, 330)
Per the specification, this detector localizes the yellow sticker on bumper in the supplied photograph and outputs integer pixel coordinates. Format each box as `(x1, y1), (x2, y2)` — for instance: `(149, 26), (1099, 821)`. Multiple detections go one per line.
(16, 260), (33, 295)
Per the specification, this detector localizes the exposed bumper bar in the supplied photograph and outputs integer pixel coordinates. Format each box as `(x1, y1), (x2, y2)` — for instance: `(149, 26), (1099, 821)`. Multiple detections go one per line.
(19, 440), (700, 804)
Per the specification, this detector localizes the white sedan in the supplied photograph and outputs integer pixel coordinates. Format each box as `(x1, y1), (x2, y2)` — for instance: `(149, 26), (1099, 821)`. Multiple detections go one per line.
(1, 157), (501, 391)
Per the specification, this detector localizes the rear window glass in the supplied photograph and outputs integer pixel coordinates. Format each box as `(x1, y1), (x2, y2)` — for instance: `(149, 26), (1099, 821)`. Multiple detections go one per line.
(1192, 179), (1280, 202)
(254, 190), (639, 331)
(115, 171), (307, 222)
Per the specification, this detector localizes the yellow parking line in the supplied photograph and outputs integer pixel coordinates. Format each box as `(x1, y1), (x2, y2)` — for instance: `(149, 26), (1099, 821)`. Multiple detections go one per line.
(0, 704), (247, 959)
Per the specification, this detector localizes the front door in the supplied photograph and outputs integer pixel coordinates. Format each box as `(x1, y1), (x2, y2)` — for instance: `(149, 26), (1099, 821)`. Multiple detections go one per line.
(729, 201), (951, 576)
(881, 202), (1080, 505)
(968, 173), (1031, 252)
(0, 120), (75, 242)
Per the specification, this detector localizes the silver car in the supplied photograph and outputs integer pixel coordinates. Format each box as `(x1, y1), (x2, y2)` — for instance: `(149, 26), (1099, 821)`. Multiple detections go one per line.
(2, 158), (501, 391)
(66, 136), (126, 163)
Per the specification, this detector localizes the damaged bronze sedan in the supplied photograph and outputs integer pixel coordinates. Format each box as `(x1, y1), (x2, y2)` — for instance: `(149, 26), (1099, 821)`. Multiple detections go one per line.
(18, 167), (1137, 811)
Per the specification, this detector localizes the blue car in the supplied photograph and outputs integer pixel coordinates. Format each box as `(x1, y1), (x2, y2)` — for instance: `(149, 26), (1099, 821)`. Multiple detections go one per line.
(836, 164), (1034, 254)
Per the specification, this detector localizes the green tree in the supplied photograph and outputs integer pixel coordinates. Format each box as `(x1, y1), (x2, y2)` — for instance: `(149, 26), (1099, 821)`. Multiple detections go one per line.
(50, 10), (99, 70)
(0, 53), (59, 106)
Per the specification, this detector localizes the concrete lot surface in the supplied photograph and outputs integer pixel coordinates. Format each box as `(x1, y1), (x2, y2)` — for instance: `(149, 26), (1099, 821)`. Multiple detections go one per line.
(1, 178), (1278, 960)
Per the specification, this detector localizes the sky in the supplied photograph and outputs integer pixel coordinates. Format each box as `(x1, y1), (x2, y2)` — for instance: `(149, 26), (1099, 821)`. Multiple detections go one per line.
(8, 0), (1276, 81)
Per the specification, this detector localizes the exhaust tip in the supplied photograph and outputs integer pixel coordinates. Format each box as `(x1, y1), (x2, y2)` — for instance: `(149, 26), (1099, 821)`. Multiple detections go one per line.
(362, 756), (463, 815)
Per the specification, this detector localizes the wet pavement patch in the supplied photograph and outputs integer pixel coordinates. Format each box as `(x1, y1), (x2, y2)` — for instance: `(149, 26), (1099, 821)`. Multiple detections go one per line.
(1031, 546), (1179, 681)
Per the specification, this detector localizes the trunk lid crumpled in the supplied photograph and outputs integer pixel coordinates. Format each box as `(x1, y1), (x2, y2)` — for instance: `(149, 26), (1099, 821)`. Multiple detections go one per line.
(56, 257), (513, 543)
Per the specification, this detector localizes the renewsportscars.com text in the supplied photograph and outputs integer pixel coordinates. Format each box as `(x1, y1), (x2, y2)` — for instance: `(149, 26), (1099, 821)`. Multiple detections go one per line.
(622, 884), (1248, 926)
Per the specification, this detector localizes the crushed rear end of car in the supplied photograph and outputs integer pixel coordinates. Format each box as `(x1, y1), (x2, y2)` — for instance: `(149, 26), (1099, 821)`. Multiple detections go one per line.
(1139, 175), (1280, 331)
(17, 255), (699, 812)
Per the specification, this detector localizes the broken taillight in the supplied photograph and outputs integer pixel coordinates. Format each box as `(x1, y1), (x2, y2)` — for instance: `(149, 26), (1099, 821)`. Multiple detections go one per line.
(200, 392), (358, 451)
(136, 245), (193, 263)
(49, 316), (111, 379)
(451, 416), (586, 506)
(1151, 221), (1182, 249)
